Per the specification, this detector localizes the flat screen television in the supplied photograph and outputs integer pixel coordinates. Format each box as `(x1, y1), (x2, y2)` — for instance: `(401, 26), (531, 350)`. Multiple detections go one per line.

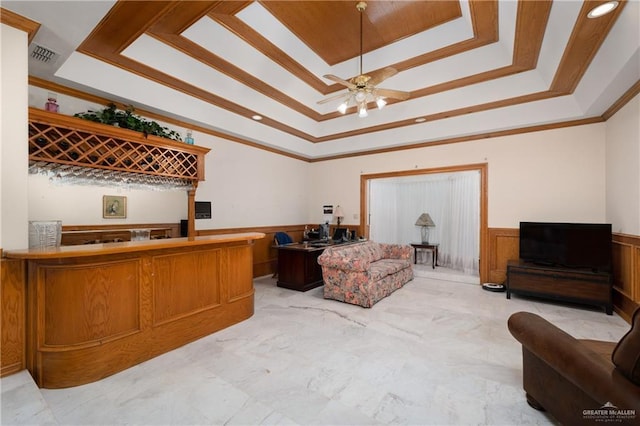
(519, 222), (612, 272)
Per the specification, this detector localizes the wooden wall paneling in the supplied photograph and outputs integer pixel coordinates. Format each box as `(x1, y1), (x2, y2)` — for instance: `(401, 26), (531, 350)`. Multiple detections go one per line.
(1, 258), (26, 377)
(612, 241), (634, 299)
(636, 245), (640, 302)
(610, 234), (639, 322)
(61, 223), (180, 245)
(487, 228), (519, 284)
(198, 224), (319, 278)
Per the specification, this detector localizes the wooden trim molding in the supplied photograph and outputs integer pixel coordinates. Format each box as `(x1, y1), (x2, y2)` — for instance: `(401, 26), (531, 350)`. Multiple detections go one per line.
(0, 7), (40, 43)
(19, 1), (635, 162)
(603, 79), (640, 120)
(69, 0), (621, 143)
(28, 75), (609, 163)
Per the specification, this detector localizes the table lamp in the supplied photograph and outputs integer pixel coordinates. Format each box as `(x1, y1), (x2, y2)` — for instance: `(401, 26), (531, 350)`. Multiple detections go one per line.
(415, 213), (435, 243)
(334, 205), (345, 227)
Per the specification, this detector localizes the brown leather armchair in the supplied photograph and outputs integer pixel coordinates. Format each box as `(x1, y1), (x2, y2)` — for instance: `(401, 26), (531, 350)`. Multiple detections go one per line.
(508, 310), (640, 425)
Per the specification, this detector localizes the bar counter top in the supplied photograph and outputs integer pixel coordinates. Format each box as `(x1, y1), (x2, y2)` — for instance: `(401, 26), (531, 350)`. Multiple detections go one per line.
(9, 231), (264, 388)
(4, 232), (265, 259)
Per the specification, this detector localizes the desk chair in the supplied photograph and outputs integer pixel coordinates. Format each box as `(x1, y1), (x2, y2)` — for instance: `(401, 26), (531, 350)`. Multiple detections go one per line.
(272, 232), (293, 278)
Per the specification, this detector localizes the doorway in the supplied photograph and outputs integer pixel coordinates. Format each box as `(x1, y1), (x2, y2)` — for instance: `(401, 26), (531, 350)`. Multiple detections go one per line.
(360, 163), (488, 283)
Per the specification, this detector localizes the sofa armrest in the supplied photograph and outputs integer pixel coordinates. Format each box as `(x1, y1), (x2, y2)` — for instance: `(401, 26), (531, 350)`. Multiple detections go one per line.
(508, 312), (640, 409)
(379, 243), (412, 260)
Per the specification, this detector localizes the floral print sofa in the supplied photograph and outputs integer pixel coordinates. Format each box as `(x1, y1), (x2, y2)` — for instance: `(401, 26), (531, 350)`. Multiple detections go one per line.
(317, 241), (414, 307)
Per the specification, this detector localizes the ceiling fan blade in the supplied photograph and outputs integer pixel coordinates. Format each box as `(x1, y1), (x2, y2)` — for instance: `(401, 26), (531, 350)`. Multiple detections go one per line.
(317, 92), (350, 105)
(367, 67), (398, 87)
(375, 88), (411, 101)
(323, 74), (356, 89)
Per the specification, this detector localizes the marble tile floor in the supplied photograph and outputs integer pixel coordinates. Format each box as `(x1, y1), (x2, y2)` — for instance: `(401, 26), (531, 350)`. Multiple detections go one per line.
(1, 273), (630, 426)
(412, 265), (480, 285)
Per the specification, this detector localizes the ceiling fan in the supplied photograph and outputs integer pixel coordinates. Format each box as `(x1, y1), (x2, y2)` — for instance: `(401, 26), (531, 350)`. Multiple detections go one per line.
(318, 1), (410, 118)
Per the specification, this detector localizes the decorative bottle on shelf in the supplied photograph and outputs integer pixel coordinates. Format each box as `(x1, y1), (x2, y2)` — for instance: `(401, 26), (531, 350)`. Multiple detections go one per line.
(185, 130), (194, 144)
(45, 93), (59, 113)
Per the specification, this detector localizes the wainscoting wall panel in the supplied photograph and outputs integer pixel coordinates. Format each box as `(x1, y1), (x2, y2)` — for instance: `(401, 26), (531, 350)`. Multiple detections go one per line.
(487, 228), (519, 284)
(198, 224), (363, 278)
(612, 233), (640, 321)
(486, 228), (639, 322)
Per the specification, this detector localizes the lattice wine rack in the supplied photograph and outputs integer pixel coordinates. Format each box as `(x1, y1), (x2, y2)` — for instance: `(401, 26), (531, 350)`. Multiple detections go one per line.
(28, 108), (210, 190)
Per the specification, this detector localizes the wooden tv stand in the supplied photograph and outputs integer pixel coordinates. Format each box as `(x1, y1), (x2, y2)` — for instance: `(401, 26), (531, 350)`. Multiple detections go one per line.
(506, 260), (612, 315)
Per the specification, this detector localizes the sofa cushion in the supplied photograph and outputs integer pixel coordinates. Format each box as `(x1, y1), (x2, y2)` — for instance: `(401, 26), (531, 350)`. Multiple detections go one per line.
(612, 307), (640, 385)
(369, 259), (409, 281)
(358, 241), (384, 263)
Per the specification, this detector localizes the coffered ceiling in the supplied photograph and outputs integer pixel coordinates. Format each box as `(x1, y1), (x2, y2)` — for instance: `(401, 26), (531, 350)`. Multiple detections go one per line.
(2, 0), (639, 161)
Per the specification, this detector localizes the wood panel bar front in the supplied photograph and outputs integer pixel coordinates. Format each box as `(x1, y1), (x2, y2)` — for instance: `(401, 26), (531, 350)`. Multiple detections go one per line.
(5, 233), (264, 389)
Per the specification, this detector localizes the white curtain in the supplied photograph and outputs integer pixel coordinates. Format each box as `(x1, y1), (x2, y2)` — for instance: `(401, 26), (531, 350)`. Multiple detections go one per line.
(369, 171), (480, 275)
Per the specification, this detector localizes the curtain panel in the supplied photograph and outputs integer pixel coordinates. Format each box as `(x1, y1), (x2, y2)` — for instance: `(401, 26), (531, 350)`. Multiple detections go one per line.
(369, 171), (480, 275)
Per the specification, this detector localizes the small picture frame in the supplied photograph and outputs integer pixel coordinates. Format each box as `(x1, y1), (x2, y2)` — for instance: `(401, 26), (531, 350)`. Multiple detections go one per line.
(103, 195), (126, 219)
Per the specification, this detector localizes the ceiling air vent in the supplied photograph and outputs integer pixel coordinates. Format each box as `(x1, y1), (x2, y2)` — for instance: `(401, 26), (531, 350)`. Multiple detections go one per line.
(29, 44), (58, 64)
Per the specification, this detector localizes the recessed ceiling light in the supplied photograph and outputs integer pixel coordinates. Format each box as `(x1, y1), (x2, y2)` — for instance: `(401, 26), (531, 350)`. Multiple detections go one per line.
(252, 115), (262, 121)
(415, 118), (426, 123)
(587, 1), (618, 18)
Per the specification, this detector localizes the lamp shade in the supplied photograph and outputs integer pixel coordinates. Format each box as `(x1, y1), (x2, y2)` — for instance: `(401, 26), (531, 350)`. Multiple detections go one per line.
(334, 205), (345, 219)
(415, 213), (435, 227)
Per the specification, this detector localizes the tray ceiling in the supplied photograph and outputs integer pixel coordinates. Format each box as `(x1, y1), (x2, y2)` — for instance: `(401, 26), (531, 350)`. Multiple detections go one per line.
(3, 0), (639, 161)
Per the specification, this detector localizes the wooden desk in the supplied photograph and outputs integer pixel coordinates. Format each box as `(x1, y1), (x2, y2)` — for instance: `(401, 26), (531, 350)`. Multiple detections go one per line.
(276, 243), (326, 291)
(275, 241), (360, 291)
(5, 233), (264, 388)
(411, 243), (439, 269)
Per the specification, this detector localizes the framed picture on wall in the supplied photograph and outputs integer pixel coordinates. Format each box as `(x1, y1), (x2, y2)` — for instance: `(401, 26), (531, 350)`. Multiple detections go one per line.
(103, 195), (126, 219)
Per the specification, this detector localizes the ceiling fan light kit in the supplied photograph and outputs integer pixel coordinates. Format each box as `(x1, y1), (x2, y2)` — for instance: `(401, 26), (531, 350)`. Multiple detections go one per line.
(318, 1), (410, 118)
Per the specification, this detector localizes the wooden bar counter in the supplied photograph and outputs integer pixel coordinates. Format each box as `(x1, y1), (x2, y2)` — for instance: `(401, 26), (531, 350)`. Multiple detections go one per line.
(4, 233), (264, 388)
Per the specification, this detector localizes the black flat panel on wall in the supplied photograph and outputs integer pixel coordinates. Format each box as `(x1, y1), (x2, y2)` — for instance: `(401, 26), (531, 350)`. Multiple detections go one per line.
(195, 201), (211, 219)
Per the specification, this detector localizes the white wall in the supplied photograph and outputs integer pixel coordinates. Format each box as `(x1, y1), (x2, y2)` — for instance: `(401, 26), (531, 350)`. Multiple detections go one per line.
(27, 86), (188, 226)
(27, 175), (188, 225)
(195, 132), (310, 229)
(27, 86), (310, 231)
(606, 93), (640, 235)
(24, 89), (636, 238)
(309, 124), (607, 229)
(1, 24), (29, 250)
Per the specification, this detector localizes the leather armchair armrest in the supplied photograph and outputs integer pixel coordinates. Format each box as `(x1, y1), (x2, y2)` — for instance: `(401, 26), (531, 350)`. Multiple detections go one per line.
(508, 312), (640, 409)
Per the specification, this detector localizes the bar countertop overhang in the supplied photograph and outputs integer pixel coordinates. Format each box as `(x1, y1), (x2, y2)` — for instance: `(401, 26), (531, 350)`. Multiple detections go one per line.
(4, 232), (265, 259)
